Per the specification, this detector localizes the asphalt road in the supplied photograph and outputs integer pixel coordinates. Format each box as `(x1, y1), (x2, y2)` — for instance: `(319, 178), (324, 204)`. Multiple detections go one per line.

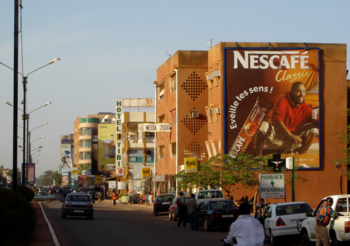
(42, 198), (301, 246)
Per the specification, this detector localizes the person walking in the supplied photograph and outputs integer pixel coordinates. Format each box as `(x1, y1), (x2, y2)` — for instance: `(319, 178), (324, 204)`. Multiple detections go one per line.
(224, 203), (265, 246)
(175, 191), (187, 228)
(98, 191), (102, 204)
(112, 190), (117, 206)
(187, 194), (197, 230)
(315, 197), (343, 246)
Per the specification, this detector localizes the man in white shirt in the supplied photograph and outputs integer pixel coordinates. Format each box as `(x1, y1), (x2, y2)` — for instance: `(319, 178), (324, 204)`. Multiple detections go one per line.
(224, 203), (265, 246)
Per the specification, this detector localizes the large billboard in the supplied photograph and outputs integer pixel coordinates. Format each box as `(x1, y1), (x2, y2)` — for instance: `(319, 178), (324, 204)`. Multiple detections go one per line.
(61, 144), (71, 169)
(224, 48), (320, 169)
(98, 124), (116, 174)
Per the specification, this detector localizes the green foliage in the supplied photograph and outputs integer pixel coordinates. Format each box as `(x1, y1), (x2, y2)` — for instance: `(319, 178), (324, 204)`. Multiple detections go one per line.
(36, 170), (62, 186)
(5, 168), (21, 179)
(175, 151), (306, 197)
(0, 188), (36, 246)
(16, 185), (35, 201)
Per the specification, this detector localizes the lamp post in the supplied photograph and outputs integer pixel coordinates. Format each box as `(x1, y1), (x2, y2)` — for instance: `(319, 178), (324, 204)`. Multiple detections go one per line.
(2, 57), (59, 187)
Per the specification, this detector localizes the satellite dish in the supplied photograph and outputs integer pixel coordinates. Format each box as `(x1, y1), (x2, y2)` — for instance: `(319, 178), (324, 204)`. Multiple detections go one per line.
(146, 150), (152, 156)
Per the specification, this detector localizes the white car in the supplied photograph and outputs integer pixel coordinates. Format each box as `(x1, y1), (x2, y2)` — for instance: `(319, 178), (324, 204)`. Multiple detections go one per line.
(261, 202), (314, 246)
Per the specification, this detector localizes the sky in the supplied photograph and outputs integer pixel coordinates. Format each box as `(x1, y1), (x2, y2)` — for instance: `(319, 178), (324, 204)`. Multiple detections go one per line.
(0, 0), (349, 176)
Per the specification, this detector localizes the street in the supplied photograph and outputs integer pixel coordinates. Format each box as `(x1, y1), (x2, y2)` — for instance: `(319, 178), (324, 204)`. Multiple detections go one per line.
(42, 198), (301, 246)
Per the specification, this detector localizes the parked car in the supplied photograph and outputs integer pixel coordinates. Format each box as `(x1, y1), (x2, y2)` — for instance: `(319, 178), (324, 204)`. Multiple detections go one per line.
(197, 200), (239, 231)
(34, 191), (56, 202)
(260, 201), (313, 246)
(194, 189), (226, 208)
(61, 193), (94, 220)
(153, 194), (174, 216)
(298, 195), (350, 246)
(168, 196), (191, 221)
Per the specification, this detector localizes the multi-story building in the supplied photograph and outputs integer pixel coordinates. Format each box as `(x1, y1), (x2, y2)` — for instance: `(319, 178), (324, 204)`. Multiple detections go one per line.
(111, 99), (156, 196)
(73, 113), (115, 187)
(155, 42), (348, 207)
(154, 51), (208, 194)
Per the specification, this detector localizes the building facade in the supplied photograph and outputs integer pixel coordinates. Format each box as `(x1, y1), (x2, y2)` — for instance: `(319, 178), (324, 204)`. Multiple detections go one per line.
(155, 43), (348, 207)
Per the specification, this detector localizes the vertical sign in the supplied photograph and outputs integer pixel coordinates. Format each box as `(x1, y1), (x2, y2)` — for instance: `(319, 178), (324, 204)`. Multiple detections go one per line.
(98, 124), (116, 173)
(259, 174), (285, 199)
(116, 99), (123, 167)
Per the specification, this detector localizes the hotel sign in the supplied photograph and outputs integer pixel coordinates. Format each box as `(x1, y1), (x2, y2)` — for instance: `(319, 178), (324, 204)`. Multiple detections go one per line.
(116, 99), (123, 167)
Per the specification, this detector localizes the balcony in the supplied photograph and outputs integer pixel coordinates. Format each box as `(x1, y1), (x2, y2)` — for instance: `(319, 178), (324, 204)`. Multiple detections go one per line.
(128, 137), (155, 148)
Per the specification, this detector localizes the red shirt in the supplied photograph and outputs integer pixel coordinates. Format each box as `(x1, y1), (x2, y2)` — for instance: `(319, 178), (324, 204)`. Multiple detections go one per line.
(272, 92), (314, 132)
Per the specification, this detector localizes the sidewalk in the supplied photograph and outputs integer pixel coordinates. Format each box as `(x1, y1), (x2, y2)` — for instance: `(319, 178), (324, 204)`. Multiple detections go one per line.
(28, 202), (55, 246)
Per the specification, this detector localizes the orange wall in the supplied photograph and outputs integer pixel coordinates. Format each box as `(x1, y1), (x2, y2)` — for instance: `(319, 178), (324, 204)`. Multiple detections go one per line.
(207, 42), (347, 208)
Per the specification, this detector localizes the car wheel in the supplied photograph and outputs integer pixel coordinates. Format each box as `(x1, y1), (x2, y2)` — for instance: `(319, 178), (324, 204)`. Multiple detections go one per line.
(331, 233), (344, 246)
(61, 211), (66, 219)
(204, 218), (210, 232)
(301, 233), (315, 246)
(47, 198), (51, 202)
(269, 229), (279, 246)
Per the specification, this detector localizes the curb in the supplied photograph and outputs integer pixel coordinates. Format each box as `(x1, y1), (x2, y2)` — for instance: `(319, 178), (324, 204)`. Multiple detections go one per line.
(39, 203), (60, 246)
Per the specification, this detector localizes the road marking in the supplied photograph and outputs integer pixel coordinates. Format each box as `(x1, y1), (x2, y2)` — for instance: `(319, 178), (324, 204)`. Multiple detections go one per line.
(39, 202), (60, 246)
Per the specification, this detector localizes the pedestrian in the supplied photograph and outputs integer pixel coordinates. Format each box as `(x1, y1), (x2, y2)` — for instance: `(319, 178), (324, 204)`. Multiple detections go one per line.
(112, 190), (117, 206)
(175, 191), (187, 228)
(187, 194), (197, 230)
(98, 192), (102, 204)
(224, 203), (265, 246)
(315, 197), (343, 246)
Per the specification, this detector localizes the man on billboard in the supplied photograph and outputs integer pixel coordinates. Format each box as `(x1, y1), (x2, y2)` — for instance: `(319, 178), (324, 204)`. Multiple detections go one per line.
(254, 82), (318, 156)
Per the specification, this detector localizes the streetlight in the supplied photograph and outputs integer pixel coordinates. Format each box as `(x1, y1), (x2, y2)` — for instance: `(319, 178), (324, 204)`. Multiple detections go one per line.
(1, 57), (59, 187)
(27, 122), (48, 165)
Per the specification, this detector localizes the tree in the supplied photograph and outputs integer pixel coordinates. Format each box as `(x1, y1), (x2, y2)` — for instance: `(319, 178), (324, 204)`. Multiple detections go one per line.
(5, 168), (21, 180)
(175, 151), (307, 198)
(36, 170), (62, 186)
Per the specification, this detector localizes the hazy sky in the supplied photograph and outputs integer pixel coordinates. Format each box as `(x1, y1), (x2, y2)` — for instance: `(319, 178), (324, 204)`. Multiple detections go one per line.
(1, 0), (349, 176)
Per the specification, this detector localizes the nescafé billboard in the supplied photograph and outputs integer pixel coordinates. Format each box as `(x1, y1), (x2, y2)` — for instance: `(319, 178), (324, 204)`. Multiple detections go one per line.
(224, 48), (320, 169)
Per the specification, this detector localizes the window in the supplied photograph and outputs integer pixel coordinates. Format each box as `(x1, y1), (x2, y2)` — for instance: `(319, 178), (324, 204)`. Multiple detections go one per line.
(158, 115), (164, 123)
(205, 106), (212, 123)
(81, 152), (91, 160)
(80, 128), (91, 136)
(128, 149), (143, 163)
(157, 81), (165, 100)
(335, 198), (350, 212)
(170, 109), (176, 125)
(170, 74), (176, 92)
(169, 142), (176, 156)
(80, 140), (91, 148)
(158, 146), (164, 158)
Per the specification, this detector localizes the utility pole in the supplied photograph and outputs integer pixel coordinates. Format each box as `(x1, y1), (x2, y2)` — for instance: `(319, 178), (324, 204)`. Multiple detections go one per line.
(12, 0), (19, 191)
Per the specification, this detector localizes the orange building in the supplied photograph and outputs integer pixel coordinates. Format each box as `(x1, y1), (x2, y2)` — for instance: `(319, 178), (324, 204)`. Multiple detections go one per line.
(155, 43), (348, 207)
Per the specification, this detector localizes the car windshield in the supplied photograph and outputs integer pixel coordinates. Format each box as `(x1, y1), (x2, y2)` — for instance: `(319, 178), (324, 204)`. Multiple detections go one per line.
(157, 195), (173, 202)
(209, 201), (237, 209)
(335, 198), (350, 213)
(67, 195), (91, 202)
(276, 203), (313, 216)
(198, 191), (223, 199)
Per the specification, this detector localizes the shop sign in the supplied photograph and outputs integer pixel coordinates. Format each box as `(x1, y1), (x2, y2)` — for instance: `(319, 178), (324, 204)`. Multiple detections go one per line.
(259, 174), (285, 199)
(152, 175), (165, 182)
(115, 99), (122, 134)
(80, 117), (100, 123)
(116, 168), (124, 176)
(85, 176), (92, 186)
(142, 168), (151, 179)
(138, 123), (171, 132)
(95, 176), (102, 185)
(184, 158), (198, 173)
(109, 181), (116, 189)
(116, 141), (122, 167)
(118, 182), (126, 190)
(134, 172), (142, 180)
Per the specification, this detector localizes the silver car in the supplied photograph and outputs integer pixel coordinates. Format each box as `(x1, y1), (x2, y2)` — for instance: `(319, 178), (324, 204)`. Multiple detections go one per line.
(61, 193), (94, 220)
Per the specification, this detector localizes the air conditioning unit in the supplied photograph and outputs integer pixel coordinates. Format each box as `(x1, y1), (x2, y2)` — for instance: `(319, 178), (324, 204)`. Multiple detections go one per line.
(189, 110), (200, 118)
(214, 108), (221, 114)
(207, 108), (212, 114)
